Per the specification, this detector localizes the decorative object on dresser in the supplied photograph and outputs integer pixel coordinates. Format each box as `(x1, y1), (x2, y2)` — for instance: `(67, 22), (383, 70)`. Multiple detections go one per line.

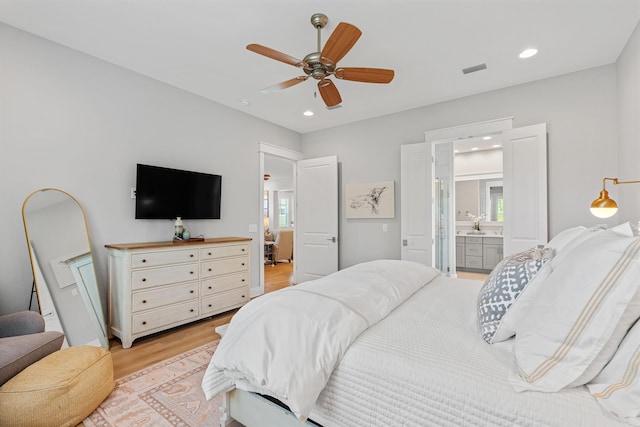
(106, 237), (251, 348)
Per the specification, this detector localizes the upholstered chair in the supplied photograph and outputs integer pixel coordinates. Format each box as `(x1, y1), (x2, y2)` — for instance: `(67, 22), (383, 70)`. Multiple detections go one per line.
(273, 229), (293, 263)
(0, 311), (64, 386)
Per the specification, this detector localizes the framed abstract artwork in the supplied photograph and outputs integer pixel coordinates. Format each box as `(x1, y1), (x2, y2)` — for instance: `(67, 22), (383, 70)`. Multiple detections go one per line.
(346, 180), (395, 219)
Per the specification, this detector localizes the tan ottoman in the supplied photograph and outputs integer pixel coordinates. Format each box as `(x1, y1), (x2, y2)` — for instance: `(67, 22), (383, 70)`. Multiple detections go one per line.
(0, 345), (114, 427)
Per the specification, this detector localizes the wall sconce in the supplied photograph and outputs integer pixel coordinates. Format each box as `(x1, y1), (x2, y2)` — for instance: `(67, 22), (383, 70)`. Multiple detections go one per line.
(591, 177), (640, 218)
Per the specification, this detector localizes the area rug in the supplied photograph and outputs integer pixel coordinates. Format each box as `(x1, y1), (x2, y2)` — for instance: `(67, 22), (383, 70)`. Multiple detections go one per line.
(84, 340), (223, 427)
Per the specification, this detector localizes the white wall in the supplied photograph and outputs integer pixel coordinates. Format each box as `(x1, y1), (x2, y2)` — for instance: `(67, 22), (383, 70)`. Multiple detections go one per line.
(455, 149), (503, 178)
(617, 21), (640, 222)
(0, 23), (302, 315)
(302, 66), (619, 269)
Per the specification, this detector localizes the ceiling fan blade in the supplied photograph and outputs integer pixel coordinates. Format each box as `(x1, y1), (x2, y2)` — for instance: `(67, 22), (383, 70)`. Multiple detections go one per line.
(335, 67), (395, 83)
(247, 44), (304, 67)
(318, 79), (342, 107)
(260, 76), (309, 94)
(321, 22), (362, 64)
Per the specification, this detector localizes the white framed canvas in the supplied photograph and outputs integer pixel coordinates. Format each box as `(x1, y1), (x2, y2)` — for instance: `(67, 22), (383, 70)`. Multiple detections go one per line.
(346, 180), (395, 218)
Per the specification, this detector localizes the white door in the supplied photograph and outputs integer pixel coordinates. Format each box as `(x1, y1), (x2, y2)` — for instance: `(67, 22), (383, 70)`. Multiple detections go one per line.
(502, 123), (548, 256)
(296, 156), (338, 283)
(400, 143), (431, 264)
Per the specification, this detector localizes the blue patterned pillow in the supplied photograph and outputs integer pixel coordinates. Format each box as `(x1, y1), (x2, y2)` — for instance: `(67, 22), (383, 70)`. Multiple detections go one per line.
(477, 247), (553, 343)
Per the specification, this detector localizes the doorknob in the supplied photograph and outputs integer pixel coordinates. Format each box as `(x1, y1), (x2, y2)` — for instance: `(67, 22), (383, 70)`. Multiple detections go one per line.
(327, 236), (337, 243)
(402, 239), (408, 246)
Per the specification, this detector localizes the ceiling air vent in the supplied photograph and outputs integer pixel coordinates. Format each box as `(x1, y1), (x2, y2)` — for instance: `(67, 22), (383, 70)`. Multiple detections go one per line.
(462, 63), (487, 75)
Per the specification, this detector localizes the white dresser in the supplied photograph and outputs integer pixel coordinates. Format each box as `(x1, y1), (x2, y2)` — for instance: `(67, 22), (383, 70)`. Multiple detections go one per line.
(106, 237), (251, 348)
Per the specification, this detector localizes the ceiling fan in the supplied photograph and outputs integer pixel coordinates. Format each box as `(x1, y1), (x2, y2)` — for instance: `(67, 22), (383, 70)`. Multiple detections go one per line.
(246, 13), (395, 108)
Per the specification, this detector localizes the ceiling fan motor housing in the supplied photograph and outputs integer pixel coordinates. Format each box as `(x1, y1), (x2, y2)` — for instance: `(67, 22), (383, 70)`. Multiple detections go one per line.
(302, 52), (336, 80)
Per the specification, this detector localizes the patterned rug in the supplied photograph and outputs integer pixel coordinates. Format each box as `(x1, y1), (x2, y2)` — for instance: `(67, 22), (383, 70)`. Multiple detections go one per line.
(84, 341), (223, 427)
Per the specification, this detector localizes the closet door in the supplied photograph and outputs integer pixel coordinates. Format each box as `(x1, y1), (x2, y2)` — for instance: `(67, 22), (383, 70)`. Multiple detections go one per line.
(502, 123), (548, 256)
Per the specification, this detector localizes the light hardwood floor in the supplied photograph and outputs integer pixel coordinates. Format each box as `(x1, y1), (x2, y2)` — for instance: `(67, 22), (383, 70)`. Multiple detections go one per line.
(109, 261), (294, 379)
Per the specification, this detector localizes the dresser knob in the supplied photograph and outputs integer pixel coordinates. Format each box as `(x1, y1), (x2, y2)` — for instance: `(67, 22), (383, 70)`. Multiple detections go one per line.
(142, 321), (147, 325)
(142, 259), (147, 263)
(142, 300), (147, 304)
(242, 248), (245, 252)
(190, 290), (194, 294)
(190, 254), (194, 258)
(142, 278), (146, 282)
(190, 309), (194, 313)
(190, 271), (194, 274)
(208, 286), (212, 290)
(208, 268), (212, 272)
(241, 263), (245, 266)
(208, 304), (212, 308)
(241, 295), (245, 298)
(208, 252), (212, 256)
(241, 279), (245, 282)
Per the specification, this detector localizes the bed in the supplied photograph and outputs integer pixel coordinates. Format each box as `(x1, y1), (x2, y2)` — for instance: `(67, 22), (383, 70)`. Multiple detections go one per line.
(203, 224), (640, 426)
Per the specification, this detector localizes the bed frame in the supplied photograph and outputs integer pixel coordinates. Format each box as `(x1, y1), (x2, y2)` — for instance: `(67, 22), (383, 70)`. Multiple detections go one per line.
(220, 389), (322, 427)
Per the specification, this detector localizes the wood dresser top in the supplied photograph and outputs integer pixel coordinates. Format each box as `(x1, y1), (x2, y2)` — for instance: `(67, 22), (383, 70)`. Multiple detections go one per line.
(105, 237), (252, 251)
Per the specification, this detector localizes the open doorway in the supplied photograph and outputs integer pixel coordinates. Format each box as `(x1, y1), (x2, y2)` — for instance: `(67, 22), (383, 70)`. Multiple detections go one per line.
(263, 154), (295, 293)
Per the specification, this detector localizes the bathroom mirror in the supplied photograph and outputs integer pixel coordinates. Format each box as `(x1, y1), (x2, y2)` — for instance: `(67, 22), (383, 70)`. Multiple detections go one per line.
(22, 188), (108, 348)
(455, 178), (504, 222)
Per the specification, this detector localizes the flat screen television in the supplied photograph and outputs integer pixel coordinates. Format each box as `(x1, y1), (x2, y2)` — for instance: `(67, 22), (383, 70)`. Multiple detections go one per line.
(135, 164), (221, 220)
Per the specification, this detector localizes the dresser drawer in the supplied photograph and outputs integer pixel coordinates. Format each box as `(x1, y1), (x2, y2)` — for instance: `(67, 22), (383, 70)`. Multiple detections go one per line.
(466, 237), (483, 244)
(466, 256), (483, 269)
(201, 257), (248, 278)
(201, 288), (249, 315)
(201, 272), (249, 296)
(465, 243), (482, 256)
(132, 300), (199, 334)
(131, 249), (198, 268)
(201, 244), (249, 260)
(131, 263), (199, 290)
(132, 281), (199, 312)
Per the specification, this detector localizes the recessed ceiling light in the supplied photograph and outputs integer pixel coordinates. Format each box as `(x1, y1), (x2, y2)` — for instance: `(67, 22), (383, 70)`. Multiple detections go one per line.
(471, 147), (479, 151)
(482, 136), (492, 140)
(492, 144), (501, 148)
(303, 110), (314, 116)
(519, 48), (538, 59)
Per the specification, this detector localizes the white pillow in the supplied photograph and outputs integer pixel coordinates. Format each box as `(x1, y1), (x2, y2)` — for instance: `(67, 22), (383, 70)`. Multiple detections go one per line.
(544, 225), (586, 253)
(549, 225), (606, 269)
(477, 247), (554, 343)
(510, 230), (640, 392)
(587, 319), (640, 423)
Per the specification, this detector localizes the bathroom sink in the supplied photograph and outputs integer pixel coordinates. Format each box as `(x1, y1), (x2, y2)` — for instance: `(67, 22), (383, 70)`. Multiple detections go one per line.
(467, 231), (486, 235)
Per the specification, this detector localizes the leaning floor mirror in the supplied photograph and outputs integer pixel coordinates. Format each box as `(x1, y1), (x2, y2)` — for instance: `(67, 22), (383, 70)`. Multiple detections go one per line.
(22, 188), (108, 348)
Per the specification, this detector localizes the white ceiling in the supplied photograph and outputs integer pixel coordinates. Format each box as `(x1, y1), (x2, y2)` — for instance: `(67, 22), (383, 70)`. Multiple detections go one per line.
(1, 0), (639, 134)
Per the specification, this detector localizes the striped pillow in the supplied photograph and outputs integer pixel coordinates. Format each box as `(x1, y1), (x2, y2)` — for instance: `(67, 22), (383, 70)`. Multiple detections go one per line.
(588, 319), (640, 423)
(510, 230), (640, 392)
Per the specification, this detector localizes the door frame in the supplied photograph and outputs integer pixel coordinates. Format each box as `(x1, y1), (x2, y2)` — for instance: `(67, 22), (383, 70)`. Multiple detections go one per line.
(425, 117), (514, 274)
(258, 142), (303, 296)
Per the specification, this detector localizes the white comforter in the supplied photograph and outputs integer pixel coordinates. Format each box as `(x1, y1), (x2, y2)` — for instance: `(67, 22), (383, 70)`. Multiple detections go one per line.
(201, 260), (440, 420)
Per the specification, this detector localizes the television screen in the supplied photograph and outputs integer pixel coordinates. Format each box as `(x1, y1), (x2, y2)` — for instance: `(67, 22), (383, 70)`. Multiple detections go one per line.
(135, 164), (221, 220)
